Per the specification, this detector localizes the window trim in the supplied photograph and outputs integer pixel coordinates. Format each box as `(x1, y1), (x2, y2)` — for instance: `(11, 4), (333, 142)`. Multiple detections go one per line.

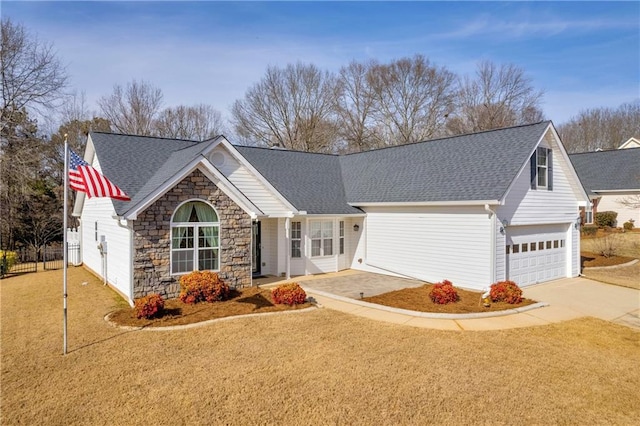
(170, 199), (220, 275)
(339, 221), (345, 255)
(530, 147), (553, 191)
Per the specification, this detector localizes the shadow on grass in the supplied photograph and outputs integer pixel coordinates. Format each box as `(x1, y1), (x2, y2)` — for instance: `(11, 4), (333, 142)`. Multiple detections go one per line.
(236, 293), (274, 309)
(68, 329), (139, 355)
(581, 254), (595, 271)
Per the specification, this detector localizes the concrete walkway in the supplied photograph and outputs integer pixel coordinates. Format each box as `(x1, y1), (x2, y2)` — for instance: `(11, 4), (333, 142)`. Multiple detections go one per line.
(258, 271), (640, 331)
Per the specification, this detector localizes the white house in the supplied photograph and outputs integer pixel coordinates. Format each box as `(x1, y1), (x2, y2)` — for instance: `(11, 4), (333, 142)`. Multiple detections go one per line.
(73, 121), (590, 305)
(570, 147), (640, 226)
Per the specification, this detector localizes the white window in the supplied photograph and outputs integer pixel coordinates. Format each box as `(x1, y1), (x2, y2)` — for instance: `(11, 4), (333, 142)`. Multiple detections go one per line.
(310, 221), (333, 257)
(531, 147), (553, 191)
(339, 221), (345, 255)
(291, 221), (301, 258)
(585, 210), (593, 224)
(537, 148), (548, 188)
(171, 200), (219, 274)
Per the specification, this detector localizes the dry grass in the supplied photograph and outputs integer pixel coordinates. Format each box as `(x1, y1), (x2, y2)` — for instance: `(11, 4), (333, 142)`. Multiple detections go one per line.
(2, 268), (640, 425)
(582, 262), (640, 290)
(582, 230), (640, 259)
(363, 284), (535, 313)
(109, 287), (311, 328)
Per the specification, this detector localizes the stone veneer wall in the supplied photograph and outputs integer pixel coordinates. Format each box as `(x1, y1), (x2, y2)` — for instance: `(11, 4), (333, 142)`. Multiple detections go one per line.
(132, 169), (252, 299)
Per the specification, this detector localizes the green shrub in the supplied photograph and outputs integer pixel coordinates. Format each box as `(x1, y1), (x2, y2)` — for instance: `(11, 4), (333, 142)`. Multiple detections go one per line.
(179, 271), (229, 304)
(271, 283), (307, 305)
(134, 294), (165, 319)
(581, 225), (598, 236)
(595, 211), (618, 228)
(0, 250), (17, 274)
(429, 280), (459, 305)
(490, 280), (523, 304)
(623, 220), (634, 231)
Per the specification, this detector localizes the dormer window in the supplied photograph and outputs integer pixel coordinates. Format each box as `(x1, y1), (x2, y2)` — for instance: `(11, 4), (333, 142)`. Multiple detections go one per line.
(531, 147), (553, 191)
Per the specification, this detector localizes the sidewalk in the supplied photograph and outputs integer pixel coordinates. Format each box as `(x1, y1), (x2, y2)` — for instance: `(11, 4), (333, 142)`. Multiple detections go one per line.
(259, 272), (640, 331)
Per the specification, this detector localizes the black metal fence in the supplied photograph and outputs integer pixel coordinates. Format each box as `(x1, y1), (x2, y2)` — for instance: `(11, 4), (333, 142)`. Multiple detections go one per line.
(0, 242), (81, 278)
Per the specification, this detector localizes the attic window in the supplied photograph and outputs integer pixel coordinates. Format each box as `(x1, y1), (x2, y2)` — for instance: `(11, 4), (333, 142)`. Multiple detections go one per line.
(530, 147), (553, 191)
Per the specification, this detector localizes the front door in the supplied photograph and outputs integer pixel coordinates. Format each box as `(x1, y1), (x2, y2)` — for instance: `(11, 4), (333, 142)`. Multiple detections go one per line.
(252, 221), (261, 277)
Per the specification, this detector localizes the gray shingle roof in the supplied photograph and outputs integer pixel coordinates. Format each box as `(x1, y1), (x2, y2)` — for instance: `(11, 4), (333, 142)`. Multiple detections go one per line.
(235, 146), (363, 215)
(89, 132), (201, 215)
(340, 121), (551, 203)
(88, 121), (554, 217)
(569, 148), (640, 193)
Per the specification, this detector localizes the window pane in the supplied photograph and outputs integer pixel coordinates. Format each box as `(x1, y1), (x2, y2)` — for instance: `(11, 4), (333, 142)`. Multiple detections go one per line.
(322, 221), (333, 238)
(198, 226), (218, 248)
(554, 240), (559, 248)
(512, 244), (520, 254)
(291, 240), (301, 258)
(539, 241), (544, 250)
(291, 222), (301, 239)
(339, 238), (344, 255)
(537, 167), (547, 187)
(537, 148), (547, 166)
(172, 250), (193, 273)
(324, 238), (333, 256)
(522, 244), (528, 253)
(198, 248), (218, 270)
(310, 222), (321, 239)
(339, 221), (344, 237)
(172, 227), (193, 249)
(561, 240), (565, 248)
(311, 239), (321, 257)
(506, 245), (510, 254)
(530, 242), (536, 251)
(546, 241), (552, 249)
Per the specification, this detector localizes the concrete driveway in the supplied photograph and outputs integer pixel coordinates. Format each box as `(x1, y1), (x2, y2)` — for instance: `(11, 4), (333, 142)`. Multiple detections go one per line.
(281, 271), (640, 330)
(522, 277), (640, 329)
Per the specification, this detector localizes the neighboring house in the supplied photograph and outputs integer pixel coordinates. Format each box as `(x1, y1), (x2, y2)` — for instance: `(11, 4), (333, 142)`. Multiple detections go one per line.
(619, 137), (640, 149)
(74, 121), (589, 305)
(570, 147), (640, 226)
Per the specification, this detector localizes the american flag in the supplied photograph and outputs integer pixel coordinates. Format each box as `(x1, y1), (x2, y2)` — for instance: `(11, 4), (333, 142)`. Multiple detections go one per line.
(68, 149), (130, 201)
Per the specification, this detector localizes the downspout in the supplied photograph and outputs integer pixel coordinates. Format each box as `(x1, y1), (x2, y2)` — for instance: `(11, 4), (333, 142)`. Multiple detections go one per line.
(114, 214), (134, 306)
(484, 204), (497, 285)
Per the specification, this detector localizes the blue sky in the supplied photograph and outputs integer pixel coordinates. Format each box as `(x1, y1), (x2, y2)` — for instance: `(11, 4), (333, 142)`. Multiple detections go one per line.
(3, 1), (639, 127)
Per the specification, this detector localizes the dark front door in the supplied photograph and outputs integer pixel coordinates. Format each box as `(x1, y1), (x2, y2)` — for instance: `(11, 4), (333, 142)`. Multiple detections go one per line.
(252, 221), (261, 276)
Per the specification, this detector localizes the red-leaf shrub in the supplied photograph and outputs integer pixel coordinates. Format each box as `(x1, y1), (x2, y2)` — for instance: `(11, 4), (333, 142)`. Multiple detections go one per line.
(489, 280), (523, 304)
(179, 271), (229, 304)
(134, 294), (165, 319)
(271, 283), (306, 305)
(429, 280), (459, 304)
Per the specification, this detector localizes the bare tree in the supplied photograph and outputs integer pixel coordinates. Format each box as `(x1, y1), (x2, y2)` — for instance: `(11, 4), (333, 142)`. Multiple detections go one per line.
(232, 63), (340, 152)
(98, 79), (163, 135)
(154, 104), (226, 141)
(367, 55), (456, 146)
(446, 60), (544, 135)
(0, 18), (68, 133)
(335, 60), (380, 152)
(557, 101), (640, 153)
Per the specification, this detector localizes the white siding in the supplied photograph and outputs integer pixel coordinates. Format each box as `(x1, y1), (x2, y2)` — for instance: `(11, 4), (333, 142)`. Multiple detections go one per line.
(80, 196), (132, 302)
(208, 146), (291, 216)
(499, 139), (581, 226)
(363, 206), (492, 290)
(597, 194), (640, 225)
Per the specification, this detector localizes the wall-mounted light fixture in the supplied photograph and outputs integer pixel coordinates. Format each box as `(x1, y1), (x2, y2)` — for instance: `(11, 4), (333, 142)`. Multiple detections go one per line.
(353, 224), (360, 232)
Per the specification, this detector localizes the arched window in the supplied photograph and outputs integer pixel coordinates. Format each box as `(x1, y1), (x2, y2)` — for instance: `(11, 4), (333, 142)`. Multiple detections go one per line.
(171, 200), (220, 274)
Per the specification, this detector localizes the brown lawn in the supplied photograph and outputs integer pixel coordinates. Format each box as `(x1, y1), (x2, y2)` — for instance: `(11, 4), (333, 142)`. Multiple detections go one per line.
(1, 267), (639, 425)
(581, 231), (640, 289)
(363, 284), (536, 313)
(109, 287), (312, 328)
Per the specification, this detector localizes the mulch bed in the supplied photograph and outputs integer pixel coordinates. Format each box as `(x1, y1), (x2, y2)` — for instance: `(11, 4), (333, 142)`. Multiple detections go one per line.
(581, 252), (636, 268)
(363, 284), (536, 314)
(109, 287), (312, 328)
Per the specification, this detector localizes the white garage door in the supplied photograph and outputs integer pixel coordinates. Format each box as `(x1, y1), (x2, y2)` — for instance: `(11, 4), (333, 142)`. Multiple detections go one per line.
(506, 225), (569, 286)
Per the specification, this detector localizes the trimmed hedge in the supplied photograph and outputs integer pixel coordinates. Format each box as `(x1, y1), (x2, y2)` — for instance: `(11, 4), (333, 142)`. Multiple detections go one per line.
(179, 271), (229, 304)
(271, 283), (307, 305)
(595, 211), (617, 228)
(429, 280), (459, 305)
(134, 294), (165, 319)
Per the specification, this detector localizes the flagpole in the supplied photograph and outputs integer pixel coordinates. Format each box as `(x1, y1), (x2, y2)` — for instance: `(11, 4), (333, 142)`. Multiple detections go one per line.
(63, 134), (69, 355)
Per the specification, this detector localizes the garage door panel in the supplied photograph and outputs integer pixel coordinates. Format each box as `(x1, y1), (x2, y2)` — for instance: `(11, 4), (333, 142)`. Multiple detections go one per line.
(506, 224), (569, 287)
